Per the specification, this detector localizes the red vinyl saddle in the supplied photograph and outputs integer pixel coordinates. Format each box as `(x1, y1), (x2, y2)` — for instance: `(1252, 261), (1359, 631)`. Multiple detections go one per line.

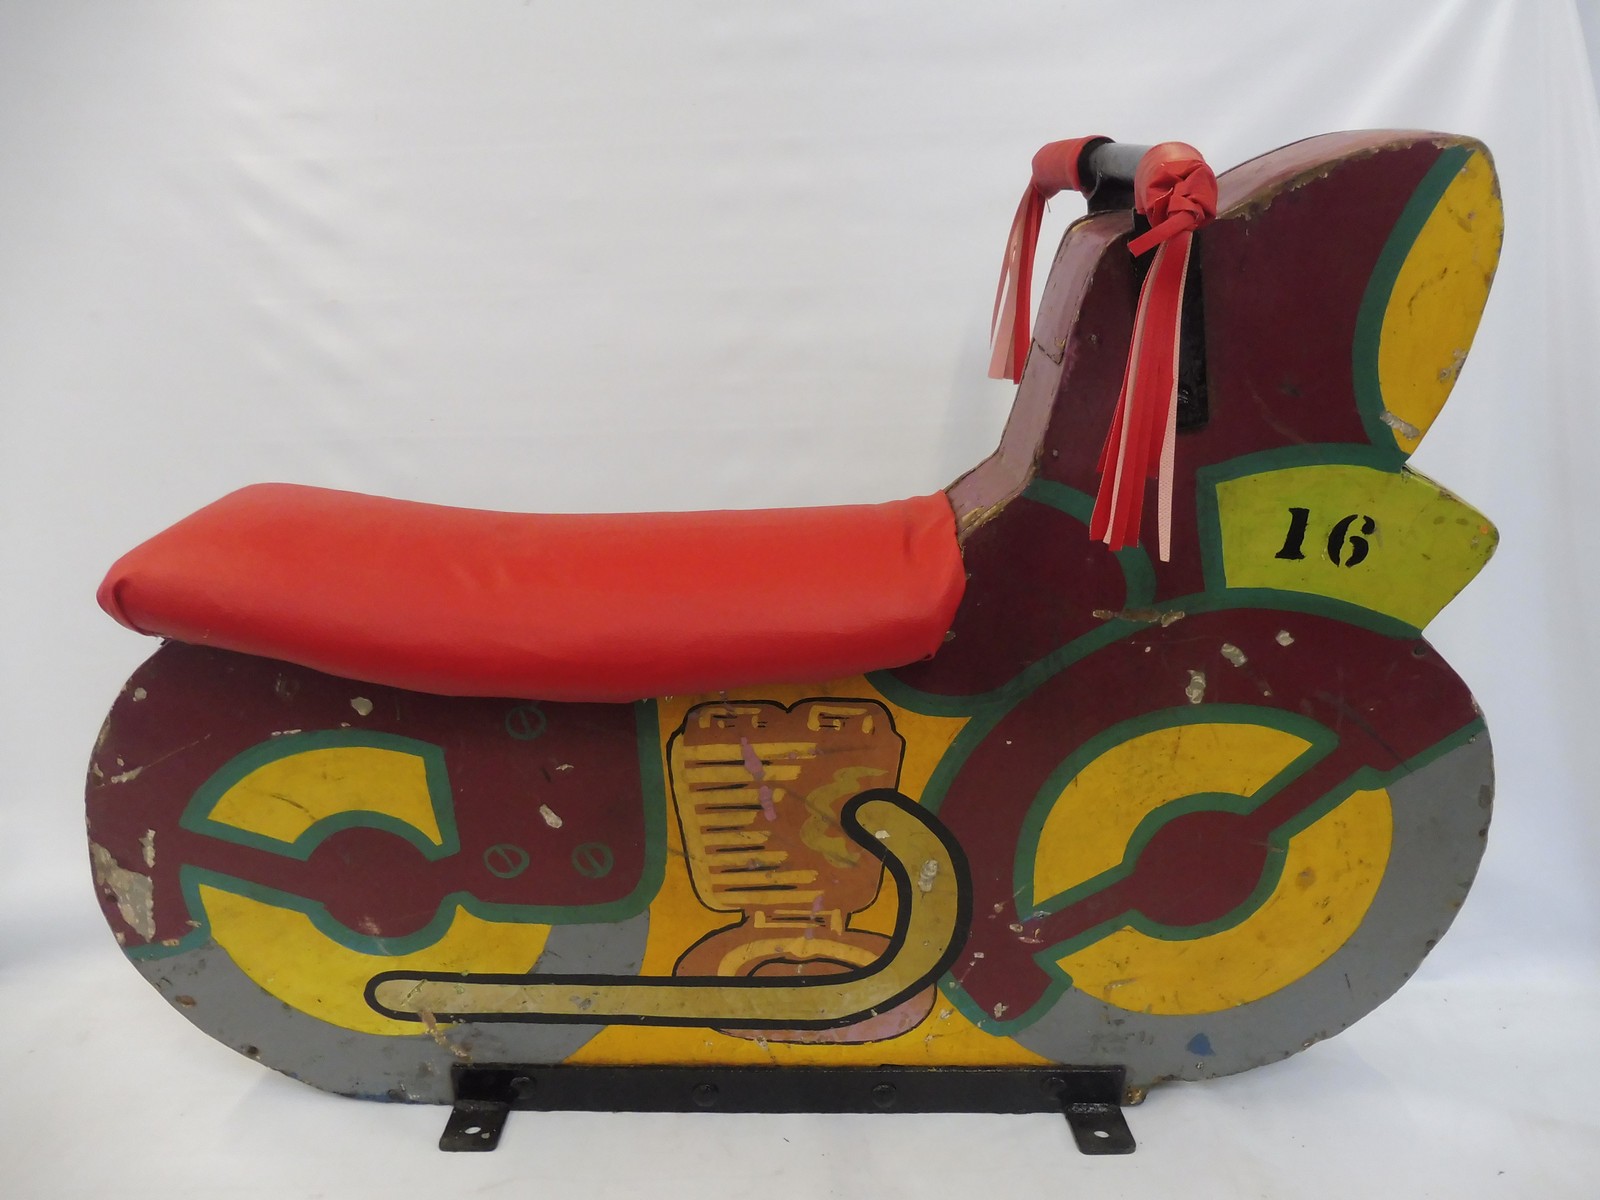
(98, 484), (967, 702)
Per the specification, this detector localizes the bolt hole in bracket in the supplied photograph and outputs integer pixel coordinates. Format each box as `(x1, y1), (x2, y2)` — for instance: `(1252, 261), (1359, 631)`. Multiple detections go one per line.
(438, 1064), (1135, 1156)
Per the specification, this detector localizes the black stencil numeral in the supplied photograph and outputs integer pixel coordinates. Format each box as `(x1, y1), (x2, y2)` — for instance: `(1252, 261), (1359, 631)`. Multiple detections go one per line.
(1275, 507), (1311, 560)
(1275, 507), (1376, 567)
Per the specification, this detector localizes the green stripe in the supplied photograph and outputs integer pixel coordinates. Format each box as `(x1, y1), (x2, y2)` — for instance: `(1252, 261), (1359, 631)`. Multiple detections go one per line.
(1351, 144), (1474, 458)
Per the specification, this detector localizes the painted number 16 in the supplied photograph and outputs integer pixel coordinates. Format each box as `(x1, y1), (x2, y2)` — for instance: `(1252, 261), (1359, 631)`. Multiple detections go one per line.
(1276, 507), (1376, 567)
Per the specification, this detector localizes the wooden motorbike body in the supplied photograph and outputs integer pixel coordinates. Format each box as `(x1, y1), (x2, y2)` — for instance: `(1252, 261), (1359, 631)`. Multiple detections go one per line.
(88, 130), (1501, 1104)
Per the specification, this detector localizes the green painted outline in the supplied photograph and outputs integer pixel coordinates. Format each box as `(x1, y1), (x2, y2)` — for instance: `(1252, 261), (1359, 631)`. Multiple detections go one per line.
(629, 697), (670, 923)
(1193, 442), (1428, 640)
(869, 481), (1164, 823)
(132, 865), (486, 961)
(869, 481), (1157, 722)
(944, 715), (1486, 1034)
(878, 557), (1428, 824)
(1351, 144), (1475, 459)
(877, 460), (1431, 742)
(879, 589), (1436, 833)
(181, 730), (462, 861)
(1010, 703), (1336, 926)
(1024, 479), (1159, 611)
(132, 712), (669, 961)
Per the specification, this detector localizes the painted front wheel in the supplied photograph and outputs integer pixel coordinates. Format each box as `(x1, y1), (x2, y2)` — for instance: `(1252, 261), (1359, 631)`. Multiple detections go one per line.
(1009, 718), (1492, 1082)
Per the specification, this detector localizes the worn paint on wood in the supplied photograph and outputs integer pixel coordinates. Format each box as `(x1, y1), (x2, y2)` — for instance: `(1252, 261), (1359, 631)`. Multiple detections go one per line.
(87, 131), (1500, 1102)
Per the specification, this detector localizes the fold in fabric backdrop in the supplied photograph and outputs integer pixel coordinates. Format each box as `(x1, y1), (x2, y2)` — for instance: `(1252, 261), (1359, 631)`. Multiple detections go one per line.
(2, 1), (1598, 1196)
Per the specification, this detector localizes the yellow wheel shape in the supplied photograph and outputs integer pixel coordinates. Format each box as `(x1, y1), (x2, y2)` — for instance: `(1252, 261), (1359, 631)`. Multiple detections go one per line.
(1376, 148), (1501, 455)
(1032, 722), (1392, 1016)
(195, 742), (551, 1036)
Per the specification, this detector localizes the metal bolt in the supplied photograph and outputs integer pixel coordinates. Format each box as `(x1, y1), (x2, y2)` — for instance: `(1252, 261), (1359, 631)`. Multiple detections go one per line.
(691, 1082), (719, 1109)
(871, 1083), (898, 1110)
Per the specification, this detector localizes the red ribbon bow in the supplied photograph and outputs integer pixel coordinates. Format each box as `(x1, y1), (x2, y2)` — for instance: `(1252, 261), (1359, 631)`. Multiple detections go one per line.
(989, 139), (1217, 562)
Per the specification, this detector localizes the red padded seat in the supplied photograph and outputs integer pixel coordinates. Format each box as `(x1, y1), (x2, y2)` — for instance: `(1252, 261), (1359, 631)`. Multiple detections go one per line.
(98, 484), (967, 702)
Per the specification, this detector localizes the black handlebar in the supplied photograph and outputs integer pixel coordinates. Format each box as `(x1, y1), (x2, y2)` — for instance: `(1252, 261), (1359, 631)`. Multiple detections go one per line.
(1079, 140), (1151, 212)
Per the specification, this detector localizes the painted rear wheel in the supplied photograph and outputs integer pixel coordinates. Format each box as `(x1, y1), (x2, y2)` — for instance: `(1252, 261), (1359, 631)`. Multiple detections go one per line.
(88, 642), (660, 1101)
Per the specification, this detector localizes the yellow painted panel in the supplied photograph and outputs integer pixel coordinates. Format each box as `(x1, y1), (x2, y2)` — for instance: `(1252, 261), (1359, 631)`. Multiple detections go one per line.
(1214, 463), (1496, 628)
(1033, 723), (1311, 906)
(199, 885), (549, 1036)
(564, 986), (1048, 1067)
(565, 676), (1042, 1065)
(1378, 150), (1502, 454)
(370, 797), (962, 1026)
(1055, 787), (1392, 1014)
(207, 746), (445, 848)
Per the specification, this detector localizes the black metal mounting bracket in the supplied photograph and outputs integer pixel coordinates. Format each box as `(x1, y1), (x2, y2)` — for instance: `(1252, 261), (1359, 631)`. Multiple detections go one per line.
(439, 1064), (1136, 1155)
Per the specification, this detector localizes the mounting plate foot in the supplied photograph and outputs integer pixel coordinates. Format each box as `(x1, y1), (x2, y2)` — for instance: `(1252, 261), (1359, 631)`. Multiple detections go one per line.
(1062, 1099), (1136, 1155)
(439, 1097), (509, 1152)
(437, 1064), (1136, 1155)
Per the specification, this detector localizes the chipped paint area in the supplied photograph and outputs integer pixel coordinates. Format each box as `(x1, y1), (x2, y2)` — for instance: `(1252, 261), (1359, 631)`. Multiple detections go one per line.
(917, 858), (940, 893)
(538, 804), (563, 829)
(1093, 607), (1186, 627)
(1379, 408), (1422, 439)
(132, 687), (147, 702)
(1276, 629), (1295, 646)
(1436, 347), (1468, 383)
(1185, 670), (1207, 705)
(350, 697), (374, 717)
(416, 1009), (471, 1061)
(140, 829), (156, 869)
(90, 843), (155, 940)
(1220, 643), (1248, 667)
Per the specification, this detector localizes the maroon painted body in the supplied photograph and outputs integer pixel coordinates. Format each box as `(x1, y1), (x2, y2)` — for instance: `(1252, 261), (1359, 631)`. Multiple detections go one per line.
(91, 646), (655, 945)
(86, 131), (1499, 1099)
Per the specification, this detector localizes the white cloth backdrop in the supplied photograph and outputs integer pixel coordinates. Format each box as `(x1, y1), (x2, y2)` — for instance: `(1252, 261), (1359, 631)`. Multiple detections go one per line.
(3, 2), (1597, 1195)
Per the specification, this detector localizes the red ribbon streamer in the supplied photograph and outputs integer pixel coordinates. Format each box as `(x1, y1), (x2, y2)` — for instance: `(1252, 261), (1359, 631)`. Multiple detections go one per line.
(988, 136), (1106, 383)
(990, 138), (1216, 561)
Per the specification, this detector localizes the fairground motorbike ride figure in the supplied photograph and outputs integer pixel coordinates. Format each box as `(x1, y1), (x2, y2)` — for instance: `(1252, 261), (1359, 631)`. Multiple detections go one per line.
(88, 131), (1500, 1153)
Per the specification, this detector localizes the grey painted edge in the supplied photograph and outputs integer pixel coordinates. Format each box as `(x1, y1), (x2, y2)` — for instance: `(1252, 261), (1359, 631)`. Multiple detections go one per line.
(133, 912), (650, 1103)
(1011, 732), (1494, 1087)
(125, 735), (1492, 1100)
